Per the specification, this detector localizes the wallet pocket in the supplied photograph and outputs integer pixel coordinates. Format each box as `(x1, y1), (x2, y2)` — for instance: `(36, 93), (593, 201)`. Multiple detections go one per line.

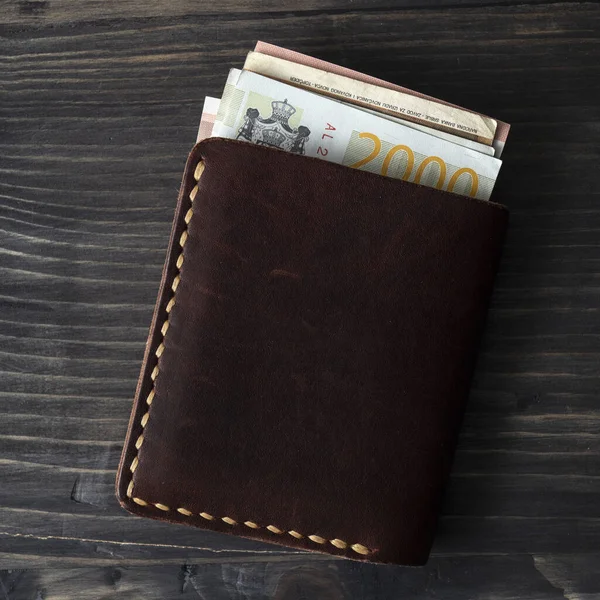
(116, 138), (508, 565)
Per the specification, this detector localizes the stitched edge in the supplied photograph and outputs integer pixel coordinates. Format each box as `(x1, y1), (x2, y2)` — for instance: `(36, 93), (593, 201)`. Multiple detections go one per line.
(126, 158), (371, 559)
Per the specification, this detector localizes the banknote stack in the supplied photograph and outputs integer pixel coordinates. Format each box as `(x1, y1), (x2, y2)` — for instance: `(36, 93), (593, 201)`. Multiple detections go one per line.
(198, 42), (510, 201)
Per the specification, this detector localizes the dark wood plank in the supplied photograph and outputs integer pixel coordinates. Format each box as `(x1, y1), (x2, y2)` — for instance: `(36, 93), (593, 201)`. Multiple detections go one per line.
(0, 0), (586, 27)
(1, 555), (598, 598)
(1, 0), (600, 596)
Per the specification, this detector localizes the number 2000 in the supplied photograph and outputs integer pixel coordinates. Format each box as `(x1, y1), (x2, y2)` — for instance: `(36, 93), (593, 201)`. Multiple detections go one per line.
(348, 132), (479, 198)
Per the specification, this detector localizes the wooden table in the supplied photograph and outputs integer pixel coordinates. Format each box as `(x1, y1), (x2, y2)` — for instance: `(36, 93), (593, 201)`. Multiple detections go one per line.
(2, 1), (599, 597)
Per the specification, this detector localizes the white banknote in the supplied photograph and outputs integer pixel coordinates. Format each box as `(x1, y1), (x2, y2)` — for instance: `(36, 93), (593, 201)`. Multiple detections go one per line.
(200, 96), (494, 157)
(212, 69), (502, 200)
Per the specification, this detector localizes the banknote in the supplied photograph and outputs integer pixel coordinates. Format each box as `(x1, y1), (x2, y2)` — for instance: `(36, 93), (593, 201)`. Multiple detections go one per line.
(340, 100), (495, 156)
(200, 96), (494, 157)
(196, 96), (219, 142)
(244, 51), (497, 147)
(212, 69), (502, 200)
(254, 41), (510, 158)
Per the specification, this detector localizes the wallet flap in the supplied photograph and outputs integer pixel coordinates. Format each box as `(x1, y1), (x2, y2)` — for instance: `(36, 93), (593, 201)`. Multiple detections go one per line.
(116, 138), (508, 565)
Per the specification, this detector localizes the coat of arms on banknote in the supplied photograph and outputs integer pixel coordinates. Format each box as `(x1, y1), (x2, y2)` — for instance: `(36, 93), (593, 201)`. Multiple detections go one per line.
(236, 98), (311, 154)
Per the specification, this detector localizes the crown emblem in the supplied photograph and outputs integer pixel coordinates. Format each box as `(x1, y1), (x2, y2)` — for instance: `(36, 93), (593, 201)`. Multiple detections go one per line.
(236, 98), (310, 155)
(270, 99), (296, 123)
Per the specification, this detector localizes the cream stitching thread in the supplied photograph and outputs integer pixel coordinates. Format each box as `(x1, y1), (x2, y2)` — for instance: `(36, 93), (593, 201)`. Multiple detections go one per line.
(126, 159), (371, 558)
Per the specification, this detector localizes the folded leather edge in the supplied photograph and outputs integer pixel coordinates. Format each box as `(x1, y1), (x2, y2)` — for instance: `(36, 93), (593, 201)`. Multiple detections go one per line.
(115, 143), (202, 510)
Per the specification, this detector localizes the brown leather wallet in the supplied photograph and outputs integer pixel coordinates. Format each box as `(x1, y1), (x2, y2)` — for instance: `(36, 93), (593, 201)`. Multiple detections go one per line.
(116, 138), (508, 565)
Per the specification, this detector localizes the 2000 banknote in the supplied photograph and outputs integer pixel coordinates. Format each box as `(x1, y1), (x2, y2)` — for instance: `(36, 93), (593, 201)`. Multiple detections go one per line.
(212, 69), (502, 201)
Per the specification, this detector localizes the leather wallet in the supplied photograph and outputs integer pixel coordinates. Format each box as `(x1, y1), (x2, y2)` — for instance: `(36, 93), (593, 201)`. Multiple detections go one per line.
(116, 138), (508, 565)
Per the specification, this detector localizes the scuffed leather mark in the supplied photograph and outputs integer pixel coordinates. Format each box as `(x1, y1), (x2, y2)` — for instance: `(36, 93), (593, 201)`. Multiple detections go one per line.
(269, 269), (302, 280)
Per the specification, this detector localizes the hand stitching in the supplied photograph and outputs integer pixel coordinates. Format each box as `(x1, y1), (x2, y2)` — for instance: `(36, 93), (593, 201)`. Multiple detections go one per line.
(126, 158), (371, 558)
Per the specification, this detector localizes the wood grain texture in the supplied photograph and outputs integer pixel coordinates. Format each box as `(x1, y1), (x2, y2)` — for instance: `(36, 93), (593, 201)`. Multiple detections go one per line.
(0, 0), (587, 27)
(1, 0), (600, 597)
(2, 556), (599, 599)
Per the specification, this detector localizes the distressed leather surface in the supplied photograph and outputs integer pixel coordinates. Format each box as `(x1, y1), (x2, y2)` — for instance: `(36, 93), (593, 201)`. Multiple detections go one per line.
(116, 138), (508, 565)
